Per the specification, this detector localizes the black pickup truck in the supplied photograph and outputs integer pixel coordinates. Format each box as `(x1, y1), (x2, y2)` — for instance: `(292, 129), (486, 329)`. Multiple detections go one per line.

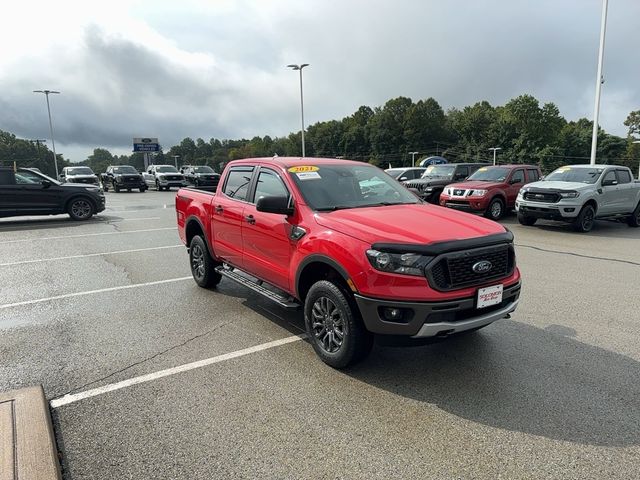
(0, 166), (105, 220)
(403, 163), (488, 203)
(101, 165), (147, 192)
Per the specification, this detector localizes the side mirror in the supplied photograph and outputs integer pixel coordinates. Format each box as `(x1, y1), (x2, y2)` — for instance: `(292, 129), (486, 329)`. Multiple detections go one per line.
(41, 180), (52, 189)
(398, 176), (408, 181)
(602, 179), (618, 187)
(256, 195), (293, 215)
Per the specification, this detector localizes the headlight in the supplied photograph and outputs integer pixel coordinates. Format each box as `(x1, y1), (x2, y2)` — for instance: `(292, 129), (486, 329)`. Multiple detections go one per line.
(559, 191), (579, 198)
(470, 189), (487, 196)
(84, 187), (100, 192)
(366, 249), (433, 276)
(424, 187), (433, 192)
(444, 188), (451, 195)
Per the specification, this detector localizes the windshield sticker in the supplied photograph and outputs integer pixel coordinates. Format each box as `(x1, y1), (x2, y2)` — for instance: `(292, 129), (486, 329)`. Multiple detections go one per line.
(557, 167), (570, 172)
(296, 171), (321, 181)
(478, 167), (488, 172)
(425, 166), (434, 173)
(288, 166), (319, 173)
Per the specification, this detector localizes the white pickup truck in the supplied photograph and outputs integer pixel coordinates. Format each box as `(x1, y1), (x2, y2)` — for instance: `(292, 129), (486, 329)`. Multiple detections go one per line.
(515, 164), (640, 232)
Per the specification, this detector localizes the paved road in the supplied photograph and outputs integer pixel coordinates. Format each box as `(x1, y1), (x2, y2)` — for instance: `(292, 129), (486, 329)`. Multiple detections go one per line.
(1, 191), (639, 479)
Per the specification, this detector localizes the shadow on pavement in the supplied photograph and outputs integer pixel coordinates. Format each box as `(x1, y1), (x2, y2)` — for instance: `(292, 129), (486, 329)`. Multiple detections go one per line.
(345, 319), (640, 447)
(501, 216), (640, 239)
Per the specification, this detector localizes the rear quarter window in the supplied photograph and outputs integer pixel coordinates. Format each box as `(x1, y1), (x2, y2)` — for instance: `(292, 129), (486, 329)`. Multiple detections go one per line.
(223, 167), (254, 201)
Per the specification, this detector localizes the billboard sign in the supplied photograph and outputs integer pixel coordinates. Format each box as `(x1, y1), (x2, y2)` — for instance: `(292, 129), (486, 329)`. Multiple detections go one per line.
(133, 137), (159, 152)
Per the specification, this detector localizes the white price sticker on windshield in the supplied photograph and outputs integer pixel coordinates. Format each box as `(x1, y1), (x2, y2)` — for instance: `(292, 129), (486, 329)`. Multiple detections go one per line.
(296, 171), (321, 180)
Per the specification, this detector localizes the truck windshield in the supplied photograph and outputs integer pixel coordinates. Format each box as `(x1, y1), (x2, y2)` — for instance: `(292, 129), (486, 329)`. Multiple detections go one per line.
(421, 165), (455, 178)
(156, 166), (178, 173)
(467, 167), (510, 182)
(288, 164), (420, 211)
(113, 166), (137, 174)
(545, 167), (604, 184)
(194, 166), (214, 173)
(67, 167), (94, 175)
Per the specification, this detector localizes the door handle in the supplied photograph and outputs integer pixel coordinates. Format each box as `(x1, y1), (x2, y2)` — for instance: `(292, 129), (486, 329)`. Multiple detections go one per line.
(215, 205), (224, 214)
(245, 214), (256, 224)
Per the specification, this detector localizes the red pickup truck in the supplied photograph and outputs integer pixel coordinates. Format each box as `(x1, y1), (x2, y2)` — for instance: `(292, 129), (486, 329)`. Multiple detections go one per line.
(439, 165), (542, 220)
(176, 157), (521, 368)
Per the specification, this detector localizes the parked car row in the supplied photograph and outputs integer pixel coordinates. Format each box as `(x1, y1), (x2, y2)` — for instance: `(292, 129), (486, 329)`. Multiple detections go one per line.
(397, 162), (640, 232)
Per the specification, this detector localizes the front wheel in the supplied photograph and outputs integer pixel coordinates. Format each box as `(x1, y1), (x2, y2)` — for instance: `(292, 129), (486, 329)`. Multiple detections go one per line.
(573, 204), (595, 232)
(68, 197), (94, 221)
(484, 197), (505, 220)
(114, 184), (121, 193)
(628, 202), (640, 227)
(189, 235), (222, 288)
(517, 213), (537, 226)
(304, 280), (373, 369)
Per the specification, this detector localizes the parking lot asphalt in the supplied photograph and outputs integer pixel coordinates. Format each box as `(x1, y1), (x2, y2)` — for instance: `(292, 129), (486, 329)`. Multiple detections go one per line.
(1, 190), (639, 479)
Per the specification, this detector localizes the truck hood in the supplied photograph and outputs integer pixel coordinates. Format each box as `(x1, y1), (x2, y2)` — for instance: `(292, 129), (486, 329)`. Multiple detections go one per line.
(314, 204), (505, 245)
(525, 180), (590, 191)
(447, 180), (504, 190)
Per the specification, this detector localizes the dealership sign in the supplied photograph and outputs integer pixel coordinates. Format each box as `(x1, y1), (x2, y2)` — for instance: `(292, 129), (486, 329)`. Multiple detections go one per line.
(133, 137), (159, 152)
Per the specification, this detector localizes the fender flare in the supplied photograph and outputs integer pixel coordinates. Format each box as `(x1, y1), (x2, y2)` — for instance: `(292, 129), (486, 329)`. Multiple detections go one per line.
(294, 254), (351, 299)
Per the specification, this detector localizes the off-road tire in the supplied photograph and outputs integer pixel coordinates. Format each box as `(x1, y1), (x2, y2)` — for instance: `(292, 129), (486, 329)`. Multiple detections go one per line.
(189, 235), (222, 288)
(517, 213), (537, 226)
(573, 204), (596, 232)
(628, 202), (640, 227)
(304, 280), (373, 369)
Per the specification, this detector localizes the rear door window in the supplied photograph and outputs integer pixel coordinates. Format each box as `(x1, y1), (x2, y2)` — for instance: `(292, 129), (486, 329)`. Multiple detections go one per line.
(223, 167), (254, 201)
(527, 169), (540, 182)
(616, 169), (632, 184)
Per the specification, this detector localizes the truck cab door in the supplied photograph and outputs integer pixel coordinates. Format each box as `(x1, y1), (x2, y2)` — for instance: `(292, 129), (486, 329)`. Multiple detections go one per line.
(506, 169), (525, 206)
(211, 166), (255, 268)
(614, 169), (635, 212)
(599, 170), (620, 215)
(241, 167), (294, 291)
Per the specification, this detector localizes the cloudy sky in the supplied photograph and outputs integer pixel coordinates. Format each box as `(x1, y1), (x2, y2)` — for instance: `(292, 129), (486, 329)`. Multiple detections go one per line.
(1, 0), (638, 162)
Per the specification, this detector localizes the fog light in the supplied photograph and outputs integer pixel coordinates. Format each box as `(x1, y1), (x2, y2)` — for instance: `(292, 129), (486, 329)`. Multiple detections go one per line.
(565, 208), (575, 213)
(383, 307), (403, 321)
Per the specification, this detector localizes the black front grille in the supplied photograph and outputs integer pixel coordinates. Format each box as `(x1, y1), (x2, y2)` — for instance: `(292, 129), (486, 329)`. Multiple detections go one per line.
(523, 191), (560, 203)
(166, 175), (181, 181)
(427, 244), (515, 291)
(71, 178), (96, 184)
(453, 189), (466, 196)
(123, 176), (139, 183)
(404, 182), (424, 191)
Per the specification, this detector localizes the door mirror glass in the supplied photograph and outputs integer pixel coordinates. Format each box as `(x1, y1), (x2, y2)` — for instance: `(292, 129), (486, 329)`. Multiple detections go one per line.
(256, 195), (293, 215)
(41, 180), (52, 188)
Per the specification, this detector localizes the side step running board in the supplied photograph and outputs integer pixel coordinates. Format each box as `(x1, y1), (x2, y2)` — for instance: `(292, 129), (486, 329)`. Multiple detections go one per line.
(215, 266), (301, 309)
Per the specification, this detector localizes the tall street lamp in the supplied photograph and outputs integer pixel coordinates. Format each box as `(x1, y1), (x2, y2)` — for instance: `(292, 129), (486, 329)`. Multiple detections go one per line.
(488, 147), (502, 166)
(173, 155), (180, 169)
(590, 0), (609, 165)
(33, 89), (60, 177)
(409, 151), (419, 167)
(287, 63), (310, 157)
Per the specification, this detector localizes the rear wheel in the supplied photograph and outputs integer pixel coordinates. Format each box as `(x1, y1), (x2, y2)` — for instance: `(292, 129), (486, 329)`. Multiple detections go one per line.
(484, 197), (505, 220)
(189, 235), (222, 288)
(517, 213), (537, 226)
(304, 280), (373, 369)
(68, 197), (94, 221)
(573, 204), (595, 232)
(628, 202), (640, 227)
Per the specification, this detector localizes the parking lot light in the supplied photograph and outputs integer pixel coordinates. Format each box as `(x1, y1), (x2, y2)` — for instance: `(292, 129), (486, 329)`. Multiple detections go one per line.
(488, 147), (502, 166)
(287, 63), (309, 157)
(409, 151), (419, 167)
(33, 89), (60, 177)
(633, 140), (640, 179)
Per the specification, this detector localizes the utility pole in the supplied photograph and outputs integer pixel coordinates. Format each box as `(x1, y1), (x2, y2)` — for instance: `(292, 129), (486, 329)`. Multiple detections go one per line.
(33, 90), (60, 177)
(589, 0), (608, 165)
(409, 151), (419, 167)
(633, 140), (640, 180)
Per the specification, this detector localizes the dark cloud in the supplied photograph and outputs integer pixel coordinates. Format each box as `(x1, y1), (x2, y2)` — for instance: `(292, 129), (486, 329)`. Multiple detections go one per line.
(1, 0), (638, 161)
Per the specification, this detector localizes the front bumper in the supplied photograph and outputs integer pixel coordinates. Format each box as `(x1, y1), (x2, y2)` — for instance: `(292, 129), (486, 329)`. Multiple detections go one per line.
(354, 281), (521, 336)
(516, 200), (581, 220)
(159, 180), (188, 187)
(440, 198), (487, 212)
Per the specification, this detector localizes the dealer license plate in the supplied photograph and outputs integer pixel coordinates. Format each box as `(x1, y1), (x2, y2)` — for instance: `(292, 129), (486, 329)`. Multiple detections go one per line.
(477, 284), (503, 309)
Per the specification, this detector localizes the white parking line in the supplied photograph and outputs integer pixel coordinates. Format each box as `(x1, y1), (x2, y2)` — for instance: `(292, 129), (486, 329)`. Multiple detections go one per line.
(50, 334), (306, 408)
(0, 277), (191, 310)
(0, 245), (183, 267)
(110, 217), (161, 222)
(0, 227), (176, 244)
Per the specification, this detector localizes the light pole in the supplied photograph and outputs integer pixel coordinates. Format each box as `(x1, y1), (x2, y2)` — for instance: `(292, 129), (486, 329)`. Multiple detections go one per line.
(33, 90), (60, 177)
(173, 155), (180, 169)
(409, 151), (419, 167)
(488, 147), (502, 165)
(589, 0), (608, 165)
(633, 140), (640, 180)
(287, 63), (309, 157)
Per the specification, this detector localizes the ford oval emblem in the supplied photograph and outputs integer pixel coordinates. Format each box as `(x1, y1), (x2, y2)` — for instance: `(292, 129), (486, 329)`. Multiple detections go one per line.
(472, 260), (493, 274)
